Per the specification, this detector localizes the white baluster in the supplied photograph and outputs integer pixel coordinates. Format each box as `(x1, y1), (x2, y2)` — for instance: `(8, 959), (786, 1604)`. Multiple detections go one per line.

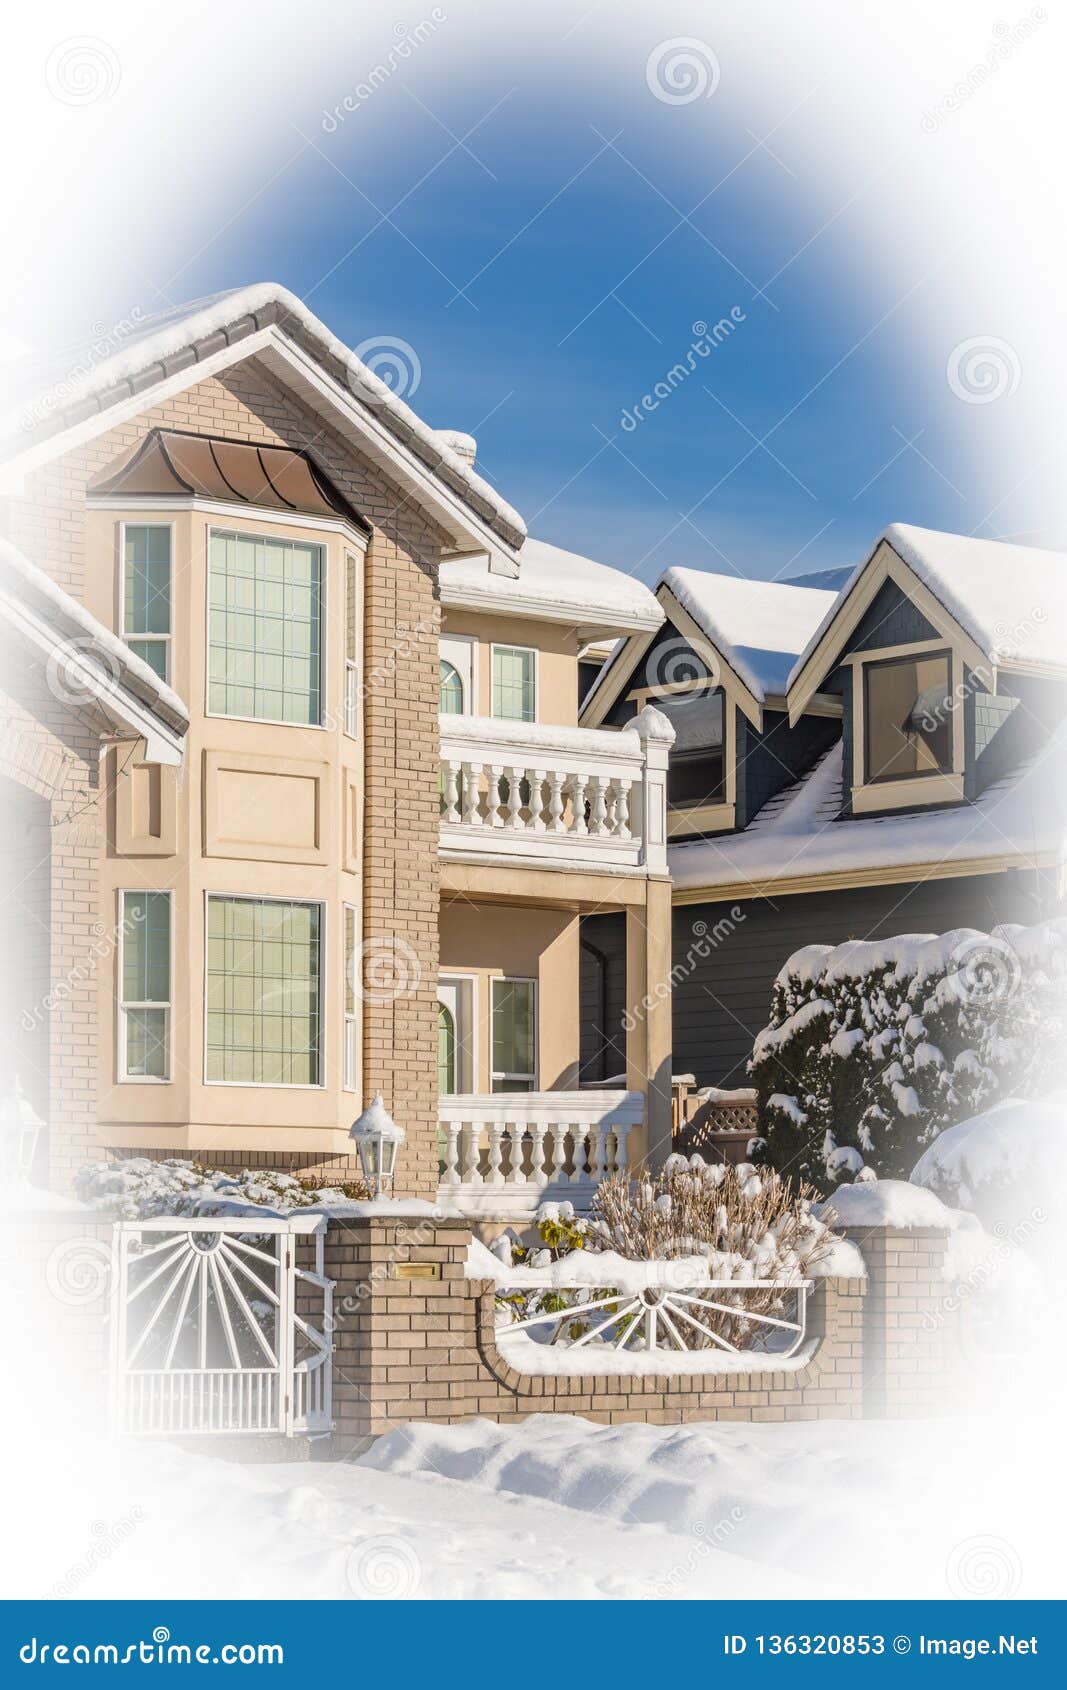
(590, 1124), (608, 1185)
(591, 775), (610, 835)
(462, 762), (483, 827)
(546, 770), (566, 834)
(505, 766), (525, 829)
(605, 781), (618, 835)
(550, 1124), (568, 1186)
(615, 1121), (631, 1178)
(614, 778), (632, 840)
(461, 1121), (482, 1185)
(528, 1118), (548, 1188)
(508, 1126), (527, 1185)
(487, 765), (505, 827)
(530, 769), (547, 833)
(486, 1121), (505, 1184)
(571, 773), (589, 836)
(442, 761), (461, 824)
(442, 1119), (461, 1185)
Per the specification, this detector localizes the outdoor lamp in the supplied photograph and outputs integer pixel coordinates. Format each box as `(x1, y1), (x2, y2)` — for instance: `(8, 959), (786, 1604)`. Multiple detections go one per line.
(349, 1092), (405, 1198)
(0, 1078), (45, 1184)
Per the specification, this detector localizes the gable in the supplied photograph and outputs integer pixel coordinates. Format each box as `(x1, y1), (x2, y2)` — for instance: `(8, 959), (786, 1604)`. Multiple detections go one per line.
(843, 576), (939, 657)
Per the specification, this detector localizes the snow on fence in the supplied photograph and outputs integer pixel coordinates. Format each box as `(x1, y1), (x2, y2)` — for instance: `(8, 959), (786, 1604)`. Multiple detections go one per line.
(488, 1251), (812, 1375)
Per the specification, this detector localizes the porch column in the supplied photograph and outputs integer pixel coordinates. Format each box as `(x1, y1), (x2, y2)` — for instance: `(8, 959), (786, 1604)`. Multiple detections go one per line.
(625, 875), (673, 1174)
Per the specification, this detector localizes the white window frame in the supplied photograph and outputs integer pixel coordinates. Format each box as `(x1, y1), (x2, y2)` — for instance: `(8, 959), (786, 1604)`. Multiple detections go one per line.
(202, 892), (327, 1089)
(117, 887), (173, 1084)
(437, 971), (478, 1094)
(205, 524), (328, 730)
(344, 550), (360, 739)
(490, 974), (538, 1091)
(440, 633), (478, 716)
(844, 638), (966, 814)
(343, 901), (358, 1092)
(490, 642), (538, 724)
(119, 520), (174, 685)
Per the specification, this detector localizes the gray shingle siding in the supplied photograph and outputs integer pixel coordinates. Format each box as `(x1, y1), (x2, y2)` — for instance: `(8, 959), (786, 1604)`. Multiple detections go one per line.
(736, 709), (840, 829)
(847, 577), (938, 652)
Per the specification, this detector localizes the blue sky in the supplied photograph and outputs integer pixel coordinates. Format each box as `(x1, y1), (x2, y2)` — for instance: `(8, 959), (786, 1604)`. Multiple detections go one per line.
(14, 3), (1049, 585)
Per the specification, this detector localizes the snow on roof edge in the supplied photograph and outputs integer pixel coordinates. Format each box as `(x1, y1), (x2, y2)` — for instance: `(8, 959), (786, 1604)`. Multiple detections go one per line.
(2, 283), (526, 543)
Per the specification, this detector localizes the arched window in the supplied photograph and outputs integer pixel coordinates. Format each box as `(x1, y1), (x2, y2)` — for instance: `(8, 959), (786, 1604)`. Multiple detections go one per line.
(437, 1002), (456, 1095)
(439, 659), (464, 715)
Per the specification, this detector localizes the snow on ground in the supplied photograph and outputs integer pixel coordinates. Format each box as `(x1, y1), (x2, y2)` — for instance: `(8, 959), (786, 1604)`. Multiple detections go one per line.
(4, 1402), (1059, 1601)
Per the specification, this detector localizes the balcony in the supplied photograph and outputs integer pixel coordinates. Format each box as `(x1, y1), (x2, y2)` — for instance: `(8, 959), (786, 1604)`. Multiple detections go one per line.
(436, 1089), (645, 1219)
(438, 705), (673, 874)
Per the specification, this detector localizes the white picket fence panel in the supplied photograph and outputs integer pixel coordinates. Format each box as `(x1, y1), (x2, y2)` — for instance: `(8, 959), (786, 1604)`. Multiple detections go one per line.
(109, 1215), (333, 1438)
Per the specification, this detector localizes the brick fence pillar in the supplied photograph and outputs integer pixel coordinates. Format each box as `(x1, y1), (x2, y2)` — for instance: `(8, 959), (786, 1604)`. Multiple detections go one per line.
(844, 1224), (952, 1417)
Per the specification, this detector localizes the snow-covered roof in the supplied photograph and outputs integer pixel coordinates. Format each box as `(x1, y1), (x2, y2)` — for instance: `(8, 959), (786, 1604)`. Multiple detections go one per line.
(0, 536), (188, 762)
(440, 536), (663, 636)
(2, 284), (525, 548)
(788, 524), (1067, 694)
(669, 729), (1067, 895)
(663, 568), (838, 700)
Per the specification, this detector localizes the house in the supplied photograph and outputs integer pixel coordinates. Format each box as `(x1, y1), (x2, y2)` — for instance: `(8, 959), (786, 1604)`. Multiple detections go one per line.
(0, 538), (188, 1184)
(0, 284), (674, 1209)
(579, 526), (1067, 1091)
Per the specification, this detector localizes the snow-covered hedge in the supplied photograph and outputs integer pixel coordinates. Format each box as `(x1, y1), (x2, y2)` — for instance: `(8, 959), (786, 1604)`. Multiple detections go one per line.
(74, 1157), (368, 1220)
(750, 919), (1067, 1189)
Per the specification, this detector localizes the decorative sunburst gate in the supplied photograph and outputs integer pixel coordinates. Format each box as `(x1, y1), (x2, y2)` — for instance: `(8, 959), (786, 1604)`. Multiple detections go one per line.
(109, 1216), (333, 1437)
(498, 1279), (812, 1358)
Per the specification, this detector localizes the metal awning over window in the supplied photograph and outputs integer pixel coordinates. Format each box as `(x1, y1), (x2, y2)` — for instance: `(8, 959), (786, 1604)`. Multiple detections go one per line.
(89, 428), (370, 532)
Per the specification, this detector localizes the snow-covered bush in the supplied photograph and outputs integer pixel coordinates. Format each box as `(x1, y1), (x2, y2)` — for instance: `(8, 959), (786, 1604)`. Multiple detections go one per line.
(586, 1156), (831, 1278)
(74, 1157), (368, 1220)
(911, 1090), (1066, 1244)
(750, 919), (1067, 1191)
(481, 1162), (859, 1353)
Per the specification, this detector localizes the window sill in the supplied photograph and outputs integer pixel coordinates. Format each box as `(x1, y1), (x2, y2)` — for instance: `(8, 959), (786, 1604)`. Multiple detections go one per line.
(851, 772), (964, 814)
(667, 801), (735, 837)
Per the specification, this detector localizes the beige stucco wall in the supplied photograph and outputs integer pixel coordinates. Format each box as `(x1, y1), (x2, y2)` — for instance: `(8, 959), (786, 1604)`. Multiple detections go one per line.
(438, 899), (580, 1090)
(441, 608), (582, 727)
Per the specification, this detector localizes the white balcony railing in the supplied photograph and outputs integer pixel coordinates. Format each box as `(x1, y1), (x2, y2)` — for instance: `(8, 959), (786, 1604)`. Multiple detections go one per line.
(437, 1090), (645, 1218)
(439, 706), (674, 874)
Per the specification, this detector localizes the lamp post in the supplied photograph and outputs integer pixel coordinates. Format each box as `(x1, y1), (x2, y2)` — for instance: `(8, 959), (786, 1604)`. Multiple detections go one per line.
(348, 1092), (405, 1199)
(0, 1078), (45, 1185)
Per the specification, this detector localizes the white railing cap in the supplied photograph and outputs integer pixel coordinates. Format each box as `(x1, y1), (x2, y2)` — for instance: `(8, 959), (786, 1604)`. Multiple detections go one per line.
(439, 712), (645, 763)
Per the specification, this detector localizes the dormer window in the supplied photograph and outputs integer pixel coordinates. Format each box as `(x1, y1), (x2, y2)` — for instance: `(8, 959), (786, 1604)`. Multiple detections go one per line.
(863, 650), (952, 782)
(849, 640), (964, 813)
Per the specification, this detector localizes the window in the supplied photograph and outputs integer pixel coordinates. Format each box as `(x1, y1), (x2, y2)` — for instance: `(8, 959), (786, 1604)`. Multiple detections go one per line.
(122, 525), (171, 681)
(438, 1003), (456, 1095)
(863, 651), (952, 783)
(344, 551), (359, 738)
(208, 530), (323, 724)
(119, 890), (171, 1080)
(343, 903), (357, 1092)
(661, 691), (725, 806)
(439, 659), (464, 715)
(205, 896), (322, 1086)
(492, 645), (535, 722)
(491, 978), (536, 1092)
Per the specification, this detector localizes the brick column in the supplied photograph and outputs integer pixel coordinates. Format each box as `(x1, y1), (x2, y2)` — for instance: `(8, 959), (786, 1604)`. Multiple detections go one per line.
(844, 1224), (952, 1417)
(360, 533), (441, 1200)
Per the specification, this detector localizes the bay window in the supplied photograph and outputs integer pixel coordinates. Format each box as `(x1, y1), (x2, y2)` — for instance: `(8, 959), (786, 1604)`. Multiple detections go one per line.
(122, 524), (171, 681)
(208, 529), (323, 724)
(119, 890), (171, 1080)
(205, 896), (323, 1086)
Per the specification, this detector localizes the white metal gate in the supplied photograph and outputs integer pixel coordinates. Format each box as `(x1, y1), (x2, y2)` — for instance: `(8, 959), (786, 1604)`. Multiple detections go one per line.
(109, 1215), (333, 1437)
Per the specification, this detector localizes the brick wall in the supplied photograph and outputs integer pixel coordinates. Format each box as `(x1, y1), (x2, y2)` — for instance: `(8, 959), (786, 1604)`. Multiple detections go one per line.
(324, 1216), (867, 1450)
(843, 1224), (952, 1417)
(5, 357), (444, 1193)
